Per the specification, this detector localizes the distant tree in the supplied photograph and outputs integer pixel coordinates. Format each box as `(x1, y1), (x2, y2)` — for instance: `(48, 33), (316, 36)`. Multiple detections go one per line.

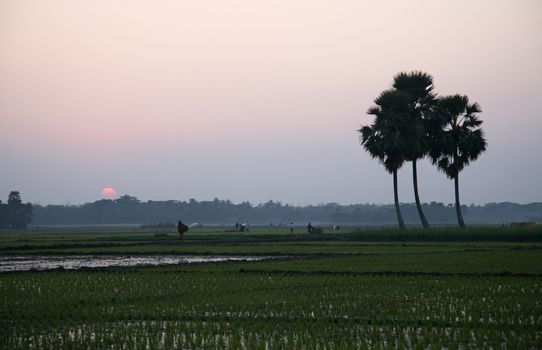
(2, 191), (33, 229)
(0, 200), (6, 227)
(360, 89), (411, 229)
(115, 195), (140, 205)
(429, 95), (487, 228)
(392, 71), (435, 228)
(27, 198), (542, 226)
(8, 191), (22, 206)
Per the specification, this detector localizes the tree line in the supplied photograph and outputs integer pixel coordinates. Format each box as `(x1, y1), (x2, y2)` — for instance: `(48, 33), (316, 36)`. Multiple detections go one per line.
(27, 195), (541, 226)
(0, 191), (33, 229)
(360, 71), (487, 229)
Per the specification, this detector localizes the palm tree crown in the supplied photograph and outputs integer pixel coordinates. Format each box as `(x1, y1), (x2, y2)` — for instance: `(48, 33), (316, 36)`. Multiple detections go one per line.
(392, 71), (436, 159)
(360, 89), (411, 173)
(430, 94), (487, 178)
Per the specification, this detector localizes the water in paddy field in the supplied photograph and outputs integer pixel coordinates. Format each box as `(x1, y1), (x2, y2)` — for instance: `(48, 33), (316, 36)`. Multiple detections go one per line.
(0, 255), (271, 272)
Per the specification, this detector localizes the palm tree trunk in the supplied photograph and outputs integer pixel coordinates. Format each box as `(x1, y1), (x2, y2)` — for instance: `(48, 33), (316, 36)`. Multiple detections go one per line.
(454, 175), (466, 228)
(412, 159), (430, 228)
(393, 170), (406, 229)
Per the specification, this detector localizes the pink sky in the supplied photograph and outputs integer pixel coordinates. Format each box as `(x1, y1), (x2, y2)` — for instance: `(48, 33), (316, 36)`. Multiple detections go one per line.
(1, 0), (541, 205)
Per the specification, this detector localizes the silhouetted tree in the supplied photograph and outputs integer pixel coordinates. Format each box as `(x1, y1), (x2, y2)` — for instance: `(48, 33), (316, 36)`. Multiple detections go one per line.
(0, 191), (34, 229)
(360, 89), (411, 229)
(392, 71), (435, 228)
(0, 201), (6, 227)
(29, 198), (541, 226)
(430, 95), (487, 228)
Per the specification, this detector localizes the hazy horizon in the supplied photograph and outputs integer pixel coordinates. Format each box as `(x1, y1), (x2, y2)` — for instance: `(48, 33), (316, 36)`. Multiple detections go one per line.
(1, 0), (541, 206)
(25, 195), (542, 208)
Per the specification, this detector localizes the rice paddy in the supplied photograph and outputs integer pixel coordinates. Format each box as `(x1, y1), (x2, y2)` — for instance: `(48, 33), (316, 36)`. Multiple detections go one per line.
(1, 226), (541, 348)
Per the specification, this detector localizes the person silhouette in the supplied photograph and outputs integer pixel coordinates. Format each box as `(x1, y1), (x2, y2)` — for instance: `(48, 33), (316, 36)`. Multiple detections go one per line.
(177, 220), (189, 240)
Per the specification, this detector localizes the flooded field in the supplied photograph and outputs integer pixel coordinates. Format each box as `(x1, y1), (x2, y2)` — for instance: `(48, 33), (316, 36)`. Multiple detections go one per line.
(1, 229), (541, 349)
(0, 255), (272, 272)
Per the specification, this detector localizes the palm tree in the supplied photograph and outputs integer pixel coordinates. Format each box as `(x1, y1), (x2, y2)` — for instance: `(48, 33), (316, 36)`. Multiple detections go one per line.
(392, 71), (435, 228)
(359, 89), (412, 229)
(429, 94), (487, 228)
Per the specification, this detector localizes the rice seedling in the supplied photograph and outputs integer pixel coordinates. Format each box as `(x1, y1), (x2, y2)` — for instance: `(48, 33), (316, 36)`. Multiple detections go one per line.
(1, 227), (540, 348)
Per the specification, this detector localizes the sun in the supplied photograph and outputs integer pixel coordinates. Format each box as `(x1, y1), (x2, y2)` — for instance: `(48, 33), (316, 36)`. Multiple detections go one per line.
(101, 187), (117, 198)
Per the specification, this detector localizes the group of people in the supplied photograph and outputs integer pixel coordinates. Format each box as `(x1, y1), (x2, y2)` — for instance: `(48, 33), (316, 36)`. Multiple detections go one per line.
(288, 222), (324, 234)
(306, 222), (323, 234)
(235, 221), (250, 232)
(176, 219), (326, 240)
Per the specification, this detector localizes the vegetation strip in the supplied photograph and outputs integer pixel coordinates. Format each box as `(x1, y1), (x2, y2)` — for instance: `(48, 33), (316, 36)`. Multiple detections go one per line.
(238, 268), (542, 278)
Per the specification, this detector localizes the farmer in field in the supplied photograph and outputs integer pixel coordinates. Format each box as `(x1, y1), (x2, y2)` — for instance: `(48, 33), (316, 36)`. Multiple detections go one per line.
(177, 220), (189, 240)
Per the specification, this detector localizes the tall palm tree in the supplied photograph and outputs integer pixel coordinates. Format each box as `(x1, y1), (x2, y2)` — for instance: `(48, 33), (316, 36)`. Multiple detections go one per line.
(359, 89), (411, 229)
(429, 94), (487, 228)
(392, 71), (435, 228)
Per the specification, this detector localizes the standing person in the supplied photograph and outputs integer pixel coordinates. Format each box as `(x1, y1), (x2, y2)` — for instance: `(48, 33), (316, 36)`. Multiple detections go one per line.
(288, 222), (294, 234)
(307, 222), (313, 233)
(177, 220), (189, 240)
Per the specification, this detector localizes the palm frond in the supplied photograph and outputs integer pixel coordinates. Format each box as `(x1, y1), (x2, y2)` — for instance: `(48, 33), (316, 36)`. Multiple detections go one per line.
(430, 94), (487, 178)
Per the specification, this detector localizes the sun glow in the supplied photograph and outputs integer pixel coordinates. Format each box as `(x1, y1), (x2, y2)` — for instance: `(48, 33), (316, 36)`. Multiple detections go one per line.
(101, 187), (117, 198)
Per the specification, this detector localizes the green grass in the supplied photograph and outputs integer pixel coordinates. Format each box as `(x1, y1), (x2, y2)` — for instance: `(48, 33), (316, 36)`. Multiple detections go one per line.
(2, 268), (540, 348)
(2, 225), (541, 253)
(1, 242), (499, 256)
(1, 226), (541, 348)
(346, 225), (542, 241)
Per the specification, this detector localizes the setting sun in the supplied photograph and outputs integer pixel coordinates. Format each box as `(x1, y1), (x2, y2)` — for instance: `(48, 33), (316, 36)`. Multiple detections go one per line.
(100, 187), (117, 198)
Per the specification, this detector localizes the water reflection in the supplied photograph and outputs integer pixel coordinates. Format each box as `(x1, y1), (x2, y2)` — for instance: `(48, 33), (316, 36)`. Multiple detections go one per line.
(0, 255), (271, 272)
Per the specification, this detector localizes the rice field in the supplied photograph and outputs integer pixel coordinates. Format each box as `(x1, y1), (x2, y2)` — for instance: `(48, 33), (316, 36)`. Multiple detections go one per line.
(1, 226), (541, 348)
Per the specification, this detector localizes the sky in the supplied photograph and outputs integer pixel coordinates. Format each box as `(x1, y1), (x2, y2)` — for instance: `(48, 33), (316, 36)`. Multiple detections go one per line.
(1, 0), (541, 206)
